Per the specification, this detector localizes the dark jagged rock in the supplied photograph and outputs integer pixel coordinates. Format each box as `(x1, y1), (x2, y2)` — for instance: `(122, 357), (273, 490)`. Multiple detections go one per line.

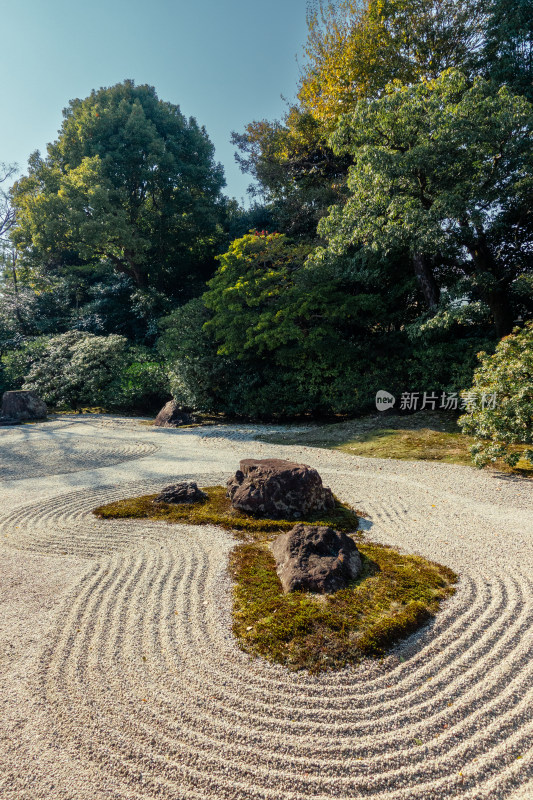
(153, 481), (207, 504)
(154, 400), (195, 428)
(226, 458), (335, 519)
(1, 391), (47, 421)
(271, 524), (362, 594)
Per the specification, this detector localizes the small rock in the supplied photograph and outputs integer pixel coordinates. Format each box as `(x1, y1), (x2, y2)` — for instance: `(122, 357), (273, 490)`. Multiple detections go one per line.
(153, 481), (207, 504)
(271, 524), (362, 594)
(154, 400), (195, 428)
(226, 458), (335, 519)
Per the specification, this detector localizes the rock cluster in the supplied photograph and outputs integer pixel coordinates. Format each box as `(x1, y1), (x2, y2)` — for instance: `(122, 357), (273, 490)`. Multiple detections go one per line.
(1, 390), (47, 422)
(271, 524), (362, 594)
(154, 481), (207, 505)
(226, 458), (335, 520)
(154, 400), (195, 428)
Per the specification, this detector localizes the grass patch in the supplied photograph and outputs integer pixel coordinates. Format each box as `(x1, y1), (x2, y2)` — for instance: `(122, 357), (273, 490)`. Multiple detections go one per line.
(95, 484), (457, 671)
(230, 540), (457, 672)
(93, 485), (361, 537)
(259, 411), (533, 474)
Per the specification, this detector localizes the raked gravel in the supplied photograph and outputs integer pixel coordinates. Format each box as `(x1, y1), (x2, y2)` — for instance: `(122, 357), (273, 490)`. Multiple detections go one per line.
(0, 415), (531, 800)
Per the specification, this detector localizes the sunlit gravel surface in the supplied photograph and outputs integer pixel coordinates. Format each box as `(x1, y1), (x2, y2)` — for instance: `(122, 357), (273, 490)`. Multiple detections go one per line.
(0, 416), (531, 799)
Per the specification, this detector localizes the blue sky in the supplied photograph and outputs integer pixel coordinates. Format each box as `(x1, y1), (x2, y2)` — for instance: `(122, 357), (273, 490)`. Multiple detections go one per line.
(0, 0), (309, 203)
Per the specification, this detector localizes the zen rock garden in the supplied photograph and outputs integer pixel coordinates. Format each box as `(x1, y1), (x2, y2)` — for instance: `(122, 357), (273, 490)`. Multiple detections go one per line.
(160, 458), (362, 595)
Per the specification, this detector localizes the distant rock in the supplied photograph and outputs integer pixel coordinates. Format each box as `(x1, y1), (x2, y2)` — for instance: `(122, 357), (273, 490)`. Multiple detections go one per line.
(153, 481), (208, 504)
(226, 458), (335, 519)
(1, 390), (47, 421)
(154, 400), (195, 428)
(271, 524), (362, 594)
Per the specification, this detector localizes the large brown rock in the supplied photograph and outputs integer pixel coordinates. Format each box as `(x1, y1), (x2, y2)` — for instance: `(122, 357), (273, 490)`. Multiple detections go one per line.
(271, 524), (362, 594)
(1, 390), (47, 421)
(226, 458), (335, 519)
(154, 400), (195, 428)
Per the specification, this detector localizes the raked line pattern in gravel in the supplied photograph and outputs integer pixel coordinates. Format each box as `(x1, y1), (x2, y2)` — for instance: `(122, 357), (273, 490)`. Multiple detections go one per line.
(0, 415), (531, 800)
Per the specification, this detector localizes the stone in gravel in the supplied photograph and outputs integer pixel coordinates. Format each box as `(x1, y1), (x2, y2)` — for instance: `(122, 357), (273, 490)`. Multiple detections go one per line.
(154, 400), (195, 428)
(226, 458), (335, 519)
(271, 523), (362, 593)
(0, 416), (21, 426)
(153, 481), (208, 504)
(1, 390), (47, 421)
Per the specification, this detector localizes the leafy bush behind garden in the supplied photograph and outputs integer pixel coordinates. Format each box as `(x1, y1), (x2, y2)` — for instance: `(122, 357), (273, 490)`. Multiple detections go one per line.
(459, 323), (533, 467)
(1, 331), (169, 413)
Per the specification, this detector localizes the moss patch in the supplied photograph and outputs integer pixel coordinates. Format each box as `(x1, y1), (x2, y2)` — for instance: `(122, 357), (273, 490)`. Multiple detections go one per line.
(259, 411), (533, 474)
(93, 485), (361, 537)
(95, 484), (457, 671)
(230, 541), (457, 672)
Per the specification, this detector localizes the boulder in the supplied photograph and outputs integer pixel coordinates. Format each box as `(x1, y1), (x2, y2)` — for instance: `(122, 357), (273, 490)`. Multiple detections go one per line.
(1, 390), (47, 421)
(153, 481), (207, 504)
(154, 400), (195, 428)
(226, 458), (335, 519)
(271, 524), (362, 594)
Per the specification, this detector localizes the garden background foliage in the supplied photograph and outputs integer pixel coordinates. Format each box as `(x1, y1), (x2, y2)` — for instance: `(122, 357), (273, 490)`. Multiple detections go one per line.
(1, 0), (531, 462)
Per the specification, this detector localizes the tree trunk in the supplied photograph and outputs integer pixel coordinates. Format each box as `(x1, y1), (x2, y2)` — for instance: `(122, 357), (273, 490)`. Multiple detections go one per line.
(485, 287), (515, 338)
(412, 253), (440, 309)
(464, 232), (515, 337)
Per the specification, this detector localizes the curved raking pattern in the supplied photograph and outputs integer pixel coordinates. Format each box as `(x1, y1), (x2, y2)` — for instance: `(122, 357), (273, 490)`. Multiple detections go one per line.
(0, 480), (529, 799)
(0, 430), (160, 480)
(0, 420), (531, 800)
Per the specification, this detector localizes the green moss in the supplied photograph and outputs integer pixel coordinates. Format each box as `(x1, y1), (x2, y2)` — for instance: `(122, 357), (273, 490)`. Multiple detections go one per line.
(93, 485), (361, 536)
(259, 412), (533, 475)
(230, 541), (457, 672)
(94, 484), (457, 672)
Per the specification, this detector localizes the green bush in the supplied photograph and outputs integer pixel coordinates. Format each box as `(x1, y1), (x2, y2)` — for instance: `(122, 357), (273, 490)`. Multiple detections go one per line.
(458, 323), (533, 467)
(22, 331), (129, 410)
(1, 337), (49, 394)
(117, 347), (169, 413)
(158, 298), (245, 413)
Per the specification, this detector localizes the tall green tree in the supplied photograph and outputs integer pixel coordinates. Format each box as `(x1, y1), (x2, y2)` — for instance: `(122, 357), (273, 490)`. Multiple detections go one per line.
(233, 0), (486, 241)
(11, 81), (226, 302)
(318, 70), (533, 336)
(232, 109), (351, 239)
(483, 0), (533, 102)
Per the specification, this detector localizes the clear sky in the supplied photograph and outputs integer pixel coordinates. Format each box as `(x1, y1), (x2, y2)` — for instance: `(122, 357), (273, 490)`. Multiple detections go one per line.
(0, 0), (310, 203)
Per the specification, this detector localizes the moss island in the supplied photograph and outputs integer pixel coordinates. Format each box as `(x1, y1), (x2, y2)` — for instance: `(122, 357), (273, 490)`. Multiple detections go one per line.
(94, 486), (457, 672)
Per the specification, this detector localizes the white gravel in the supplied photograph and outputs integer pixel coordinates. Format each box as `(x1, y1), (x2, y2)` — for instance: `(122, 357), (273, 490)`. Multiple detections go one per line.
(0, 415), (531, 800)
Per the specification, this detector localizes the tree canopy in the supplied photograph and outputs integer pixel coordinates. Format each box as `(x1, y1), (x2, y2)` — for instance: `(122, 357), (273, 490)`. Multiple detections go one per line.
(299, 0), (485, 127)
(317, 70), (533, 335)
(11, 81), (226, 301)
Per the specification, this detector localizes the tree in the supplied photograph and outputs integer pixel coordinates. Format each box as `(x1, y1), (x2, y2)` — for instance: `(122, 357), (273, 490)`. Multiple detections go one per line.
(300, 0), (485, 128)
(0, 163), (16, 239)
(11, 81), (226, 302)
(483, 0), (533, 103)
(458, 322), (533, 467)
(202, 231), (415, 415)
(232, 0), (486, 243)
(232, 109), (351, 240)
(203, 231), (313, 355)
(319, 70), (533, 335)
